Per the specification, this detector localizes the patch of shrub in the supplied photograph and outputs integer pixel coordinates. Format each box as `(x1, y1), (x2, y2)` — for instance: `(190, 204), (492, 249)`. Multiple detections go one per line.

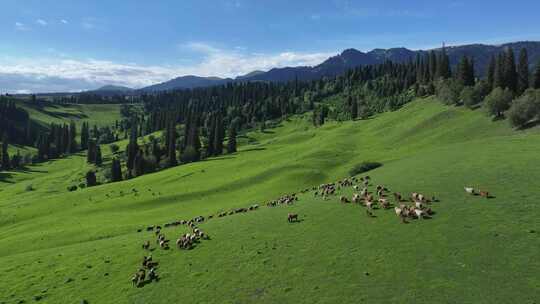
(507, 89), (540, 128)
(484, 87), (513, 118)
(349, 162), (382, 176)
(436, 79), (462, 105)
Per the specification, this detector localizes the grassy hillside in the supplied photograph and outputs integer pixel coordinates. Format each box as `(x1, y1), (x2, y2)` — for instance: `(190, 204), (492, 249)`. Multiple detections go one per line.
(16, 100), (123, 128)
(0, 97), (538, 303)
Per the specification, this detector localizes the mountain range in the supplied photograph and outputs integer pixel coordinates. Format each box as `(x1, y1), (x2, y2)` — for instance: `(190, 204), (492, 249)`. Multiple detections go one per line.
(95, 41), (540, 94)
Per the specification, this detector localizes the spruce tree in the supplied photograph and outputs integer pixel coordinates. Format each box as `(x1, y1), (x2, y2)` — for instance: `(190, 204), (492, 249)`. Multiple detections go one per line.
(213, 114), (224, 156)
(494, 53), (505, 89)
(167, 123), (177, 167)
(504, 48), (518, 93)
(87, 140), (96, 164)
(95, 144), (102, 166)
(1, 133), (10, 170)
(81, 122), (89, 150)
(227, 125), (237, 154)
(517, 48), (529, 95)
(126, 124), (139, 171)
(68, 121), (77, 153)
(487, 56), (496, 91)
(111, 158), (123, 182)
(351, 97), (358, 120)
(86, 170), (97, 187)
(534, 61), (540, 89)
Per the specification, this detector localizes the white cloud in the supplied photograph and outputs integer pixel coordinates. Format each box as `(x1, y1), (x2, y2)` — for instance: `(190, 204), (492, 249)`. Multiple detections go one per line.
(0, 43), (335, 93)
(60, 19), (69, 24)
(36, 19), (48, 26)
(15, 22), (30, 31)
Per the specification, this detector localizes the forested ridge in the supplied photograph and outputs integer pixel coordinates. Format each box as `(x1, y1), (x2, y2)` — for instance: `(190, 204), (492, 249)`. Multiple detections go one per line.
(2, 46), (540, 187)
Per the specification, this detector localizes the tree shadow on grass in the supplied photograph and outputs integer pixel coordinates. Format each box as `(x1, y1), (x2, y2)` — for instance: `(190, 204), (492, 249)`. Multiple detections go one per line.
(0, 172), (15, 183)
(200, 156), (236, 162)
(516, 119), (540, 130)
(241, 147), (267, 153)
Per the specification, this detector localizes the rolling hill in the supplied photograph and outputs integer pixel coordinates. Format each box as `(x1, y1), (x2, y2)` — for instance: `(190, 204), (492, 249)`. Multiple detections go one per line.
(0, 97), (538, 303)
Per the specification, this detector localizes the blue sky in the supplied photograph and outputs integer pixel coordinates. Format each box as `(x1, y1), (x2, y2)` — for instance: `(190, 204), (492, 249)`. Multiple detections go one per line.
(1, 0), (539, 93)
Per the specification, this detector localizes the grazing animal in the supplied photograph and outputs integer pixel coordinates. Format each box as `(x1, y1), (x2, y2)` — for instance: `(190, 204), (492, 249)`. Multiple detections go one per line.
(464, 187), (475, 194)
(393, 192), (403, 202)
(379, 198), (390, 209)
(287, 213), (299, 223)
(480, 191), (489, 198)
(352, 193), (361, 204)
(142, 241), (150, 250)
(340, 196), (350, 203)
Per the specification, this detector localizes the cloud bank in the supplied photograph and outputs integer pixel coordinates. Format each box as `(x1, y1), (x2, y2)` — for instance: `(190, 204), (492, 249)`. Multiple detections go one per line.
(0, 43), (334, 93)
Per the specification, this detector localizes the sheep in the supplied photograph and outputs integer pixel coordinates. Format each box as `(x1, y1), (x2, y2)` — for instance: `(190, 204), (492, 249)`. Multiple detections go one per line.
(394, 207), (402, 217)
(287, 213), (299, 223)
(148, 267), (158, 282)
(131, 273), (138, 286)
(415, 201), (424, 209)
(353, 185), (360, 191)
(142, 241), (150, 250)
(414, 208), (426, 219)
(340, 196), (350, 203)
(393, 192), (403, 202)
(480, 191), (489, 198)
(464, 187), (475, 194)
(352, 193), (361, 204)
(379, 198), (390, 209)
(366, 201), (375, 209)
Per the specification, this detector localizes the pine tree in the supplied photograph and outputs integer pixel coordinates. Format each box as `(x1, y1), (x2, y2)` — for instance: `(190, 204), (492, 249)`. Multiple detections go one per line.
(1, 133), (10, 170)
(517, 48), (529, 95)
(504, 48), (518, 93)
(494, 53), (505, 89)
(213, 114), (224, 156)
(111, 158), (123, 182)
(227, 125), (237, 154)
(68, 121), (77, 153)
(95, 144), (102, 166)
(86, 170), (97, 187)
(534, 61), (540, 89)
(87, 140), (96, 164)
(81, 122), (89, 150)
(487, 55), (496, 91)
(457, 56), (474, 86)
(351, 97), (358, 120)
(167, 123), (177, 167)
(126, 124), (139, 171)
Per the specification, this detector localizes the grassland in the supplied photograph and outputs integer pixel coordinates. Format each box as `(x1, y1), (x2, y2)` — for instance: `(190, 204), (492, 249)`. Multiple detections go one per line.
(0, 97), (539, 303)
(16, 100), (123, 128)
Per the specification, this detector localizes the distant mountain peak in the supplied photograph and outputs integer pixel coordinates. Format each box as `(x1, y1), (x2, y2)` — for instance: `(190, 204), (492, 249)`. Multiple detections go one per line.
(94, 85), (134, 92)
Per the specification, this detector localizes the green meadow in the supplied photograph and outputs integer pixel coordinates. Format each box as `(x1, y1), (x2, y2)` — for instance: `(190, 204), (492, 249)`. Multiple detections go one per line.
(0, 97), (539, 303)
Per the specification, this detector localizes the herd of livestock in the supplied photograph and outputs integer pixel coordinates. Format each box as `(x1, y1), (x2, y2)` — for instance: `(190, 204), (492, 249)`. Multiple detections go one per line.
(131, 174), (491, 287)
